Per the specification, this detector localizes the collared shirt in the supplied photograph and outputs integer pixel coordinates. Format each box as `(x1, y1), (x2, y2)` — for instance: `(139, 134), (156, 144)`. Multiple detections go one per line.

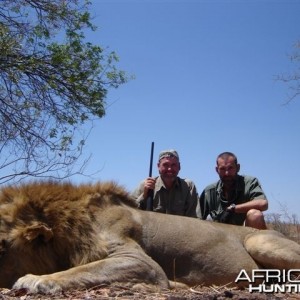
(199, 175), (267, 225)
(131, 176), (199, 217)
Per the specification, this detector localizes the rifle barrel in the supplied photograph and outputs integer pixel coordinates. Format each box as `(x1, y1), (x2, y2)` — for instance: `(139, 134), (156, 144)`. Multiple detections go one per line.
(146, 142), (154, 211)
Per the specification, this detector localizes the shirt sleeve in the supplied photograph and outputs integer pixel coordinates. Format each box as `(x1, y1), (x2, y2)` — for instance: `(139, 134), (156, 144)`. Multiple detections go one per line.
(199, 189), (209, 220)
(247, 177), (267, 200)
(183, 179), (199, 218)
(130, 181), (147, 210)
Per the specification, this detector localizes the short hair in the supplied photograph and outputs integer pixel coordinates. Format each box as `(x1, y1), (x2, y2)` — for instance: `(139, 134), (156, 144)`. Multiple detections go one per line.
(216, 152), (238, 165)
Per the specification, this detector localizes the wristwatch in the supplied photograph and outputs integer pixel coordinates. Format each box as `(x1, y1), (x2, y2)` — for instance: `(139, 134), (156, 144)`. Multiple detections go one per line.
(228, 203), (236, 212)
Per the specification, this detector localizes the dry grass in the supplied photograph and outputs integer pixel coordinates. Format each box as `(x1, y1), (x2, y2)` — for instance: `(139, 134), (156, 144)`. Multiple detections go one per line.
(266, 212), (300, 243)
(1, 284), (299, 300)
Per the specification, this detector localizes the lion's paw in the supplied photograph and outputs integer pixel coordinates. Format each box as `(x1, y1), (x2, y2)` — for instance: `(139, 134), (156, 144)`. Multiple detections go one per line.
(13, 274), (63, 294)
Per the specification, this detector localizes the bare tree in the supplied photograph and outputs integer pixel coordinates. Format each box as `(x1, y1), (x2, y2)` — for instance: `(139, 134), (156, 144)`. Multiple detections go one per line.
(0, 0), (128, 184)
(277, 41), (300, 104)
(266, 202), (300, 242)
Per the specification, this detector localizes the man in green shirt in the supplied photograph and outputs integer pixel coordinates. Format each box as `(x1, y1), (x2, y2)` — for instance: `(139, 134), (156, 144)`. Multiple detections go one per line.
(131, 149), (199, 217)
(199, 152), (268, 229)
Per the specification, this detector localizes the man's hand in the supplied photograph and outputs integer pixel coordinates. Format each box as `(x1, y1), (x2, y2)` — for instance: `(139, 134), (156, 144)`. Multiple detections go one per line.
(143, 177), (156, 199)
(226, 203), (236, 212)
(219, 204), (236, 223)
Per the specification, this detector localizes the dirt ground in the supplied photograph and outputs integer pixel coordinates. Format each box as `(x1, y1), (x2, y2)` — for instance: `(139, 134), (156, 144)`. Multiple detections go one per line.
(1, 284), (300, 300)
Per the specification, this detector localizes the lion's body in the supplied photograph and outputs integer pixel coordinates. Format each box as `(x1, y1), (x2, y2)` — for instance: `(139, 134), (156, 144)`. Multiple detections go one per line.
(0, 181), (299, 294)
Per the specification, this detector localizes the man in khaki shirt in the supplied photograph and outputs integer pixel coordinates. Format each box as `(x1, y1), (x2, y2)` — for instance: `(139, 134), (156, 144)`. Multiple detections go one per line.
(131, 149), (199, 217)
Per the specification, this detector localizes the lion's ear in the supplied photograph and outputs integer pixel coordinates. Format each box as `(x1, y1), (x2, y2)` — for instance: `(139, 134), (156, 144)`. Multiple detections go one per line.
(23, 223), (53, 242)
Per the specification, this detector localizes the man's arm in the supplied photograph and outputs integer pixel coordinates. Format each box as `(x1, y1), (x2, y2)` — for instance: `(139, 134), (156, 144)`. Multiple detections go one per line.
(130, 181), (147, 210)
(199, 189), (210, 220)
(228, 176), (268, 213)
(131, 178), (157, 210)
(233, 199), (268, 214)
(184, 179), (199, 218)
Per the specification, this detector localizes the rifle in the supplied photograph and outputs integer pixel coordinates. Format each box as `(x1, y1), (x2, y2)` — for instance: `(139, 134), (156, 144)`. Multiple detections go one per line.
(146, 142), (154, 211)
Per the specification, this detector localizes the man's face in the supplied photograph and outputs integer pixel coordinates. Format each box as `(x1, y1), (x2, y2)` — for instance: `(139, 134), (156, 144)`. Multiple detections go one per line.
(158, 157), (180, 182)
(216, 156), (240, 184)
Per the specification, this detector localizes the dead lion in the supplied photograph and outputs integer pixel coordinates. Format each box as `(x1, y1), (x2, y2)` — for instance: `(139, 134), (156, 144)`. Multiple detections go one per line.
(0, 181), (299, 294)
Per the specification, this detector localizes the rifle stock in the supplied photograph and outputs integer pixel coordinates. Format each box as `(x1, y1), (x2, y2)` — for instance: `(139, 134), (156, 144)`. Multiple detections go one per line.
(146, 142), (154, 211)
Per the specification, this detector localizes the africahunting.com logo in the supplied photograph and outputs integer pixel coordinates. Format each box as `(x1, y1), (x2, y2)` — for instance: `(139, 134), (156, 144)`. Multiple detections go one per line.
(235, 269), (300, 293)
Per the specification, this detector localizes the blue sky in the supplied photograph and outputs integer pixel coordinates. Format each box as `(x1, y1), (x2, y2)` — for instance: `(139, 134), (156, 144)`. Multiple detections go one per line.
(75, 0), (300, 217)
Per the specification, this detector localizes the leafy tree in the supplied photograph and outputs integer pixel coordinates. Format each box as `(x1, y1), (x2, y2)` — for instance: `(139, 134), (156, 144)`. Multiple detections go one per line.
(0, 0), (128, 184)
(277, 41), (300, 104)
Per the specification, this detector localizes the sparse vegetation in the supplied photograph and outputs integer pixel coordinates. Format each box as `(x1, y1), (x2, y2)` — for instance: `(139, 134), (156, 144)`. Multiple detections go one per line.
(266, 205), (300, 243)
